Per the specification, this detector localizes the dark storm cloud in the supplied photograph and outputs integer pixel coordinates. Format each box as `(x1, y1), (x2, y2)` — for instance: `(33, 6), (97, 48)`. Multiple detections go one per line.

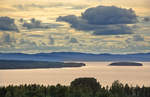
(57, 6), (138, 35)
(81, 6), (137, 25)
(93, 25), (132, 35)
(57, 15), (105, 31)
(0, 16), (19, 32)
(23, 18), (62, 29)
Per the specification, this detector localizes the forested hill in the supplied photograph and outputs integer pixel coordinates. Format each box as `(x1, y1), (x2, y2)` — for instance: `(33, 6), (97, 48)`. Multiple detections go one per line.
(0, 60), (85, 69)
(0, 77), (150, 97)
(109, 62), (143, 66)
(0, 52), (150, 61)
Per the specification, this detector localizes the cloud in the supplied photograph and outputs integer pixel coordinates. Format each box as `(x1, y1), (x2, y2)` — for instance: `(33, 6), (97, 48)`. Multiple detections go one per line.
(57, 5), (138, 35)
(19, 39), (37, 47)
(69, 38), (78, 43)
(93, 25), (132, 35)
(14, 3), (88, 10)
(2, 33), (13, 43)
(49, 35), (55, 45)
(57, 15), (106, 31)
(0, 33), (16, 46)
(125, 35), (144, 44)
(0, 16), (19, 32)
(63, 35), (78, 43)
(27, 34), (44, 38)
(133, 35), (144, 41)
(64, 36), (70, 40)
(143, 17), (150, 22)
(82, 6), (137, 25)
(71, 5), (88, 10)
(23, 18), (45, 29)
(23, 18), (62, 29)
(19, 18), (24, 23)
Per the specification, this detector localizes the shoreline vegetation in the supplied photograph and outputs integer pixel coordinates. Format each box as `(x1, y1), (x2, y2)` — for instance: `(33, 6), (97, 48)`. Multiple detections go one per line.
(0, 60), (144, 70)
(0, 60), (85, 69)
(0, 77), (149, 97)
(109, 62), (143, 66)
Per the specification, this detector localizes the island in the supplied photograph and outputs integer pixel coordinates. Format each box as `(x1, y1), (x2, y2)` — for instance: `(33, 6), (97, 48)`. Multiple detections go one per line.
(109, 62), (143, 66)
(0, 60), (86, 69)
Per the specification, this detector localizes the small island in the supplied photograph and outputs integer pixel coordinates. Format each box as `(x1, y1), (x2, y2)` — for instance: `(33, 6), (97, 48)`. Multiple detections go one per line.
(109, 62), (143, 66)
(0, 60), (86, 69)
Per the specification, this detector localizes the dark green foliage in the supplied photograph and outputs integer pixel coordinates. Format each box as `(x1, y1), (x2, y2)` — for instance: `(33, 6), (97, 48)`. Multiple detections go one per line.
(71, 77), (100, 90)
(0, 77), (150, 97)
(70, 77), (101, 97)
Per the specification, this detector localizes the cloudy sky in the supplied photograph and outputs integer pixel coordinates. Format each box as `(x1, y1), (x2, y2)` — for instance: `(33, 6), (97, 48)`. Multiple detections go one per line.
(0, 0), (150, 54)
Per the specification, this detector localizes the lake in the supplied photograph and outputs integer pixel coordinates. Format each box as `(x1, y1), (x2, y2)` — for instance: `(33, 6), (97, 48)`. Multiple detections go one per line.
(0, 62), (150, 87)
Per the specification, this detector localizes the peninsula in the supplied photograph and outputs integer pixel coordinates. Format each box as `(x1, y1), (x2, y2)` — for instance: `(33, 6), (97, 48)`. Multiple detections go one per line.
(0, 60), (86, 69)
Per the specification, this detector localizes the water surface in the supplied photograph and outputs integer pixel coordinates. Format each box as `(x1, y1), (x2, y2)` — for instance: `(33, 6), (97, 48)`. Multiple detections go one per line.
(0, 62), (150, 86)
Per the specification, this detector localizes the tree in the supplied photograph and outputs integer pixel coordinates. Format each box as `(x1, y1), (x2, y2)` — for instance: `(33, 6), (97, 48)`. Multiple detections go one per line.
(110, 80), (124, 97)
(70, 77), (101, 97)
(71, 77), (101, 91)
(5, 91), (11, 97)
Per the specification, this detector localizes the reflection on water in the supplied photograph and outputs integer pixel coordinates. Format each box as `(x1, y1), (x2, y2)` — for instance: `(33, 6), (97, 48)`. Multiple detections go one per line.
(0, 62), (150, 86)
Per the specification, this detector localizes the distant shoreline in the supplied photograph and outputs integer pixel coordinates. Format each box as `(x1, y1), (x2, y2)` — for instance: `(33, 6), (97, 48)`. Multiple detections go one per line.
(0, 60), (86, 70)
(109, 62), (143, 66)
(1, 52), (150, 62)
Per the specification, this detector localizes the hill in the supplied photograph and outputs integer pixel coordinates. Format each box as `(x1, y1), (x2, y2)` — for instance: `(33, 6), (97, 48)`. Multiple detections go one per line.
(0, 52), (150, 62)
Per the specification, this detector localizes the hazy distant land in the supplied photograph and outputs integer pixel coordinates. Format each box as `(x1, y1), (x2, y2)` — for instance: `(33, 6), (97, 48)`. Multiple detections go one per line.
(0, 60), (85, 69)
(1, 52), (150, 62)
(109, 62), (143, 66)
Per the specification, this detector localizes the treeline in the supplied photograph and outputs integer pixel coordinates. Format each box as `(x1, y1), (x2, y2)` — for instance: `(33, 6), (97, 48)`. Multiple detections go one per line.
(0, 77), (150, 97)
(0, 60), (85, 69)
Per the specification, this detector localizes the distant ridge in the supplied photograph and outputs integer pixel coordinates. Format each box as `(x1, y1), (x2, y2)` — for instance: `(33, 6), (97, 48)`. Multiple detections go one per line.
(0, 52), (150, 62)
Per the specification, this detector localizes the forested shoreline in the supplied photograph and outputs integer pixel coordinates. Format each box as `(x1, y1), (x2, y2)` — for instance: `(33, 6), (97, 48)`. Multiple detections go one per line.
(0, 60), (85, 69)
(0, 77), (150, 97)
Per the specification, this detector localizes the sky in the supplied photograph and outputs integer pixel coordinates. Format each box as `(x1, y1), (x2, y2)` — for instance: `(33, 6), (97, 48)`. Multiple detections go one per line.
(0, 0), (150, 54)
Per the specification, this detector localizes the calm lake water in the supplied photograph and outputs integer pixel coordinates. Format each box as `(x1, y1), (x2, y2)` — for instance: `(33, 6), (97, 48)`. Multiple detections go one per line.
(0, 62), (150, 87)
